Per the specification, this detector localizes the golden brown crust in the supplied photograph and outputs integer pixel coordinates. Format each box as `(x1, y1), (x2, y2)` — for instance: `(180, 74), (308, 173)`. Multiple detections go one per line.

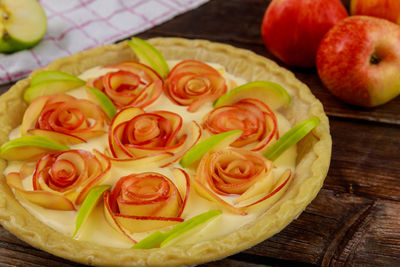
(0, 38), (332, 266)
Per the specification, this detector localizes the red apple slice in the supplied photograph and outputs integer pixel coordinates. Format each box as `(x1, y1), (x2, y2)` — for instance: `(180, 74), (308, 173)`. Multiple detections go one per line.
(6, 172), (75, 210)
(239, 169), (292, 211)
(21, 95), (49, 135)
(192, 179), (247, 216)
(108, 107), (145, 158)
(203, 98), (279, 152)
(164, 60), (227, 112)
(27, 129), (86, 145)
(103, 170), (190, 239)
(108, 152), (174, 169)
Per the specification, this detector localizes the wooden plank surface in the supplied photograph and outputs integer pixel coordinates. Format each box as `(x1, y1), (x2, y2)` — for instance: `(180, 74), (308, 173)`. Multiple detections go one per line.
(0, 0), (399, 266)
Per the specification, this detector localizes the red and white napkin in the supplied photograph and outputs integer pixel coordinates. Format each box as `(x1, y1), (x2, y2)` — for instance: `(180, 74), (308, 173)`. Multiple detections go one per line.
(0, 0), (209, 84)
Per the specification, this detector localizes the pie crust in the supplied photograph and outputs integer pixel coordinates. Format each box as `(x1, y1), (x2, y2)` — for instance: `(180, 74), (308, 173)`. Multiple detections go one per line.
(0, 38), (332, 266)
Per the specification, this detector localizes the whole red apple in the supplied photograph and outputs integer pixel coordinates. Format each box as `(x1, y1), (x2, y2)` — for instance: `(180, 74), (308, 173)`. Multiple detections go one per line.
(316, 16), (400, 107)
(351, 0), (400, 24)
(261, 0), (348, 68)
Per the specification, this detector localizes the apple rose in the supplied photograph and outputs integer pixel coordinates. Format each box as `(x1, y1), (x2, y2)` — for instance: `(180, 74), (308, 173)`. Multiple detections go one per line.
(164, 60), (227, 112)
(109, 106), (201, 165)
(6, 149), (111, 210)
(203, 98), (279, 151)
(21, 94), (108, 145)
(104, 170), (190, 240)
(87, 61), (163, 109)
(194, 148), (291, 215)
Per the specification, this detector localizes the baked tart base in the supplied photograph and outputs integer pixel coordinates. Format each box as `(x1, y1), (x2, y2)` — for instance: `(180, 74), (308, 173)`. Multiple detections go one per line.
(0, 38), (332, 266)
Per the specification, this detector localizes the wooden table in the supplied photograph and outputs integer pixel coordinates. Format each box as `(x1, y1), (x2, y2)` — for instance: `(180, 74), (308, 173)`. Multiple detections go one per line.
(0, 0), (399, 266)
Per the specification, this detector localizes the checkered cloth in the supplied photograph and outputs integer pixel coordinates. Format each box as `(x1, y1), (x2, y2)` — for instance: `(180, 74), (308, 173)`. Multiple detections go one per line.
(0, 0), (209, 84)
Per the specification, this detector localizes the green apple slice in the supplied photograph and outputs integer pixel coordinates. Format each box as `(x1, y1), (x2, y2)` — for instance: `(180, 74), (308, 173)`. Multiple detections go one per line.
(0, 135), (69, 161)
(127, 37), (169, 78)
(214, 81), (291, 109)
(85, 86), (117, 119)
(72, 185), (111, 238)
(130, 231), (166, 249)
(132, 210), (222, 249)
(30, 71), (85, 86)
(263, 116), (320, 161)
(160, 209), (222, 247)
(0, 0), (47, 53)
(180, 129), (243, 168)
(24, 71), (86, 103)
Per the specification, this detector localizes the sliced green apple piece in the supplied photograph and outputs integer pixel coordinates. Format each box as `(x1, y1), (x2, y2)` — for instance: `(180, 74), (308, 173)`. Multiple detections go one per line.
(24, 71), (85, 103)
(73, 185), (111, 239)
(263, 116), (320, 161)
(127, 37), (170, 78)
(179, 129), (242, 168)
(85, 86), (117, 119)
(214, 81), (291, 110)
(160, 209), (222, 247)
(132, 210), (222, 249)
(131, 231), (166, 249)
(30, 71), (84, 86)
(0, 135), (69, 161)
(0, 0), (47, 53)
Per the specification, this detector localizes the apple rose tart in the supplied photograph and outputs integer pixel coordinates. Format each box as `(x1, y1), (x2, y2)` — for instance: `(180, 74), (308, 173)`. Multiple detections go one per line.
(0, 37), (331, 267)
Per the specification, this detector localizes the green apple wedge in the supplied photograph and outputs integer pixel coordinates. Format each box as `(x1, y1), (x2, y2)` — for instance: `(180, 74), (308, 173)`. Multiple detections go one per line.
(24, 71), (86, 103)
(214, 81), (291, 110)
(72, 185), (111, 239)
(263, 116), (320, 161)
(85, 86), (117, 119)
(0, 0), (47, 53)
(0, 135), (69, 161)
(180, 129), (243, 168)
(127, 37), (170, 78)
(132, 210), (222, 249)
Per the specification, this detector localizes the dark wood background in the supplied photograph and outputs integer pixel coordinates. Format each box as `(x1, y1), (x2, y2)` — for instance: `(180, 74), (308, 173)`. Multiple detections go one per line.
(0, 0), (399, 266)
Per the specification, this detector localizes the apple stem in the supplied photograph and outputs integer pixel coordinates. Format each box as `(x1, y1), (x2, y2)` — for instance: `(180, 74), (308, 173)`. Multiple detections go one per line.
(370, 53), (381, 65)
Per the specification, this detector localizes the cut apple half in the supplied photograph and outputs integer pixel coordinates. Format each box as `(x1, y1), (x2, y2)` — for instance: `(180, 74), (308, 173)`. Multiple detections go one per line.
(73, 185), (111, 239)
(85, 86), (117, 119)
(263, 116), (320, 161)
(214, 81), (291, 110)
(127, 37), (170, 78)
(24, 71), (86, 103)
(0, 135), (69, 161)
(179, 129), (243, 168)
(0, 0), (47, 53)
(132, 210), (222, 249)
